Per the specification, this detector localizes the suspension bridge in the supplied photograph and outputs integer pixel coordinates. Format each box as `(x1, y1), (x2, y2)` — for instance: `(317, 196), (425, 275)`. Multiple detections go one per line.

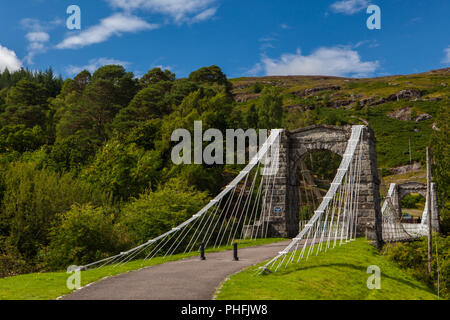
(64, 124), (441, 299)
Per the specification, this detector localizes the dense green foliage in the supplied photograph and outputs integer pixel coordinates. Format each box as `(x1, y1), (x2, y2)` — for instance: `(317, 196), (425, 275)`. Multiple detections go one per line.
(120, 179), (209, 244)
(43, 204), (128, 270)
(0, 65), (255, 275)
(401, 194), (425, 209)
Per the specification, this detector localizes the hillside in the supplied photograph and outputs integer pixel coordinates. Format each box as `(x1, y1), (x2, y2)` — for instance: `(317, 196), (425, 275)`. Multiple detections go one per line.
(230, 68), (449, 169)
(215, 238), (438, 300)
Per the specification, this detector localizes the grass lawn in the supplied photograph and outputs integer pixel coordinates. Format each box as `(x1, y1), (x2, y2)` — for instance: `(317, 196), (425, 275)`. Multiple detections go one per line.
(215, 238), (438, 300)
(0, 238), (285, 300)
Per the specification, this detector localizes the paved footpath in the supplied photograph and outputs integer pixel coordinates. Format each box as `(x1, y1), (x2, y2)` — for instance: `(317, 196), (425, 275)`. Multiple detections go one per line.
(63, 240), (291, 300)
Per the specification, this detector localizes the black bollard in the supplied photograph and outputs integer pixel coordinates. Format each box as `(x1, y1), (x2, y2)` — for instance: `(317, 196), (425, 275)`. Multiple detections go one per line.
(200, 243), (206, 260)
(233, 242), (239, 261)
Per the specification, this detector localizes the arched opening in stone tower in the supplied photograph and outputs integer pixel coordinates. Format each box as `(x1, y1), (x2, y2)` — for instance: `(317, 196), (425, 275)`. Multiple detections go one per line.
(400, 193), (425, 224)
(296, 150), (342, 225)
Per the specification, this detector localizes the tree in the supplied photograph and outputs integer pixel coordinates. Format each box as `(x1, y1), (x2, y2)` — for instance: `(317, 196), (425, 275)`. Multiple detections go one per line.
(122, 119), (162, 151)
(119, 178), (209, 245)
(111, 84), (170, 133)
(43, 204), (129, 269)
(0, 162), (108, 261)
(0, 68), (62, 96)
(56, 79), (122, 142)
(5, 79), (49, 106)
(82, 140), (163, 200)
(0, 105), (48, 128)
(286, 108), (317, 130)
(0, 125), (46, 153)
(246, 104), (259, 129)
(47, 133), (99, 172)
(188, 65), (232, 93)
(92, 65), (127, 83)
(257, 87), (284, 129)
(73, 70), (92, 92)
(91, 65), (139, 107)
(140, 67), (175, 87)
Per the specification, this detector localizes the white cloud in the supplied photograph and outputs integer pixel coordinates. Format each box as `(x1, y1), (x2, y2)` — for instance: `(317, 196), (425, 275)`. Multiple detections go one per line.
(66, 57), (131, 75)
(26, 32), (50, 42)
(20, 18), (63, 64)
(443, 46), (450, 64)
(191, 7), (217, 23)
(20, 18), (63, 32)
(151, 64), (174, 71)
(56, 13), (159, 49)
(330, 0), (369, 15)
(106, 0), (218, 23)
(255, 46), (379, 78)
(0, 44), (22, 72)
(246, 63), (263, 76)
(25, 32), (50, 64)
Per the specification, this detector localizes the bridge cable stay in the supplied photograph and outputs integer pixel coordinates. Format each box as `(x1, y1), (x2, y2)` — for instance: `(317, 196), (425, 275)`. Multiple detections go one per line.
(260, 125), (365, 273)
(78, 129), (283, 271)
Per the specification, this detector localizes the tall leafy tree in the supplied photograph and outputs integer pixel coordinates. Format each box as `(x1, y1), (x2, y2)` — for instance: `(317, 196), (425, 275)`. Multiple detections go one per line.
(188, 65), (232, 93)
(140, 67), (175, 87)
(0, 80), (50, 128)
(82, 140), (163, 200)
(257, 86), (284, 129)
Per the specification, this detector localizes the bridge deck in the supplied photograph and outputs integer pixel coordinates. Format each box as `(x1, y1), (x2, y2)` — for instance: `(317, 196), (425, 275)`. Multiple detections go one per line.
(63, 240), (291, 300)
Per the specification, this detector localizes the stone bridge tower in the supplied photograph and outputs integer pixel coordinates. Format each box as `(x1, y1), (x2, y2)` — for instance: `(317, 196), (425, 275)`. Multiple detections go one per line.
(261, 125), (383, 242)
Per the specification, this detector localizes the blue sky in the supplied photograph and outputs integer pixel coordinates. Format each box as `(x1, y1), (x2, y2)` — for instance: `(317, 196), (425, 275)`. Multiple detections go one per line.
(0, 0), (449, 79)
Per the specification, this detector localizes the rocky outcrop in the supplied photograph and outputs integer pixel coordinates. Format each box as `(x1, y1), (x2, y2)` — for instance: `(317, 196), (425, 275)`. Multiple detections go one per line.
(285, 104), (314, 111)
(233, 93), (260, 103)
(432, 123), (441, 131)
(389, 89), (423, 101)
(390, 162), (422, 175)
(304, 85), (340, 96)
(290, 85), (341, 97)
(388, 108), (411, 121)
(359, 89), (424, 107)
(329, 99), (354, 108)
(414, 113), (432, 122)
(387, 108), (432, 122)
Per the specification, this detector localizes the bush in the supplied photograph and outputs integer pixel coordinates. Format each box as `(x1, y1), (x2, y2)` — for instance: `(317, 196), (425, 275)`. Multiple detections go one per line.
(82, 140), (162, 200)
(0, 242), (30, 277)
(0, 162), (109, 263)
(384, 235), (449, 299)
(0, 125), (46, 153)
(119, 179), (209, 245)
(43, 204), (129, 269)
(252, 82), (263, 94)
(47, 133), (99, 172)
